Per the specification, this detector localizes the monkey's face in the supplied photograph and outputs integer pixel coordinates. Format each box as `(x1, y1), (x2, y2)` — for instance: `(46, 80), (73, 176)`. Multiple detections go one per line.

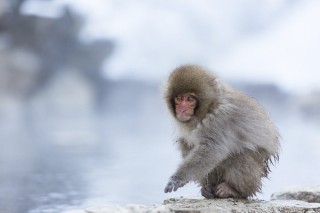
(174, 93), (198, 122)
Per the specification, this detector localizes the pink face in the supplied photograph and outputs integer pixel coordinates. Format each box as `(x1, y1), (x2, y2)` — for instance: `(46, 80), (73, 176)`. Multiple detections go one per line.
(174, 93), (198, 122)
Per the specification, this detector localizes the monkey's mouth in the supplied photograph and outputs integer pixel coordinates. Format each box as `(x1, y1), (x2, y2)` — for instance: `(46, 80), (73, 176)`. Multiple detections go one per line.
(176, 114), (192, 122)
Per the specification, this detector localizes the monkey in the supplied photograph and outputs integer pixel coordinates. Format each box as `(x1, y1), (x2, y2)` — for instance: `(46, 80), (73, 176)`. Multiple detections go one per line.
(163, 64), (280, 199)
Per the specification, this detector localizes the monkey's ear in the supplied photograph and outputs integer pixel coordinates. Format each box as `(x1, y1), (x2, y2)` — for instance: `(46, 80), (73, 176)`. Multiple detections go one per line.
(164, 64), (220, 121)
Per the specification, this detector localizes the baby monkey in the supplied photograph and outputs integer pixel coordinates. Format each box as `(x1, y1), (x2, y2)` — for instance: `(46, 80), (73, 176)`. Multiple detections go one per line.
(163, 65), (280, 199)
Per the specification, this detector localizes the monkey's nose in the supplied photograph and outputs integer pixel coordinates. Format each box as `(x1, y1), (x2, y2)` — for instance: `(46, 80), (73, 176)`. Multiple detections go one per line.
(179, 106), (187, 113)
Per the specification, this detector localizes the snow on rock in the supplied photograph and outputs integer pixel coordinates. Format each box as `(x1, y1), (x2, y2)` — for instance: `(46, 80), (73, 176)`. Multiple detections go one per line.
(65, 197), (320, 213)
(271, 186), (320, 203)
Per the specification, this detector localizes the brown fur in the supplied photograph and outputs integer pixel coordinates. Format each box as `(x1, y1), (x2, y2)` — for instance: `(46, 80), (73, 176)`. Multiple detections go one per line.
(164, 64), (280, 198)
(164, 65), (220, 128)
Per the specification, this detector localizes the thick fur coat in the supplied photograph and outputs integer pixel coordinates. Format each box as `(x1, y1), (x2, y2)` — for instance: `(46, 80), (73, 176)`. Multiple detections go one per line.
(164, 65), (280, 198)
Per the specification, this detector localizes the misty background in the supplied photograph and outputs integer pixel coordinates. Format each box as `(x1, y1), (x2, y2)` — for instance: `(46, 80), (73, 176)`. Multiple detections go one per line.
(0, 0), (319, 212)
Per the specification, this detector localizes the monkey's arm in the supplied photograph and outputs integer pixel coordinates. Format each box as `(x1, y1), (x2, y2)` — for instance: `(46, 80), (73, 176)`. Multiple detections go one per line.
(178, 138), (193, 159)
(165, 142), (230, 193)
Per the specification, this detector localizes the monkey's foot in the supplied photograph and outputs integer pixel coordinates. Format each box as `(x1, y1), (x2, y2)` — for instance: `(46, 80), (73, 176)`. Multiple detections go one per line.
(201, 185), (215, 199)
(215, 182), (240, 198)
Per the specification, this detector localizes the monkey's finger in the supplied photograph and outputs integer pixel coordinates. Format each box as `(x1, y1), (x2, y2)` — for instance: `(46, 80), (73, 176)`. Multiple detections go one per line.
(201, 186), (215, 199)
(164, 183), (173, 193)
(216, 188), (224, 197)
(164, 186), (170, 193)
(173, 184), (179, 191)
(215, 186), (223, 196)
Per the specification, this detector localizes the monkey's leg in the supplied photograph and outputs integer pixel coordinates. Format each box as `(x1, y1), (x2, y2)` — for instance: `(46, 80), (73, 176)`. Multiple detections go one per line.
(220, 151), (264, 198)
(200, 168), (224, 199)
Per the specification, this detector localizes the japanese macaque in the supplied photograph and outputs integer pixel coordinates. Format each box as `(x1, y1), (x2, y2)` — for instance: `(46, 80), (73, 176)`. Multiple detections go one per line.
(163, 65), (280, 199)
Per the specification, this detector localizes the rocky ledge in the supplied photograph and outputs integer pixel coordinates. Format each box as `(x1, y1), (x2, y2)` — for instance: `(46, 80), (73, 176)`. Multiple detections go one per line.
(66, 186), (320, 213)
(67, 198), (320, 213)
(271, 186), (320, 203)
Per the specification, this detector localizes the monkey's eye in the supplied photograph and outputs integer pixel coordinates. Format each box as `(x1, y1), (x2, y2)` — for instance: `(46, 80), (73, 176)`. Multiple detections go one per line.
(175, 96), (183, 103)
(187, 96), (197, 103)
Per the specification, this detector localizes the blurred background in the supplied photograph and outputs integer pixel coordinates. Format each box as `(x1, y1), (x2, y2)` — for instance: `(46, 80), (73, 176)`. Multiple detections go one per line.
(0, 0), (319, 212)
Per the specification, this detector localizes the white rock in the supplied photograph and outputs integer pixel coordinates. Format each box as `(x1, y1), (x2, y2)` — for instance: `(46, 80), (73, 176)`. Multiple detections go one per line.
(271, 186), (320, 203)
(65, 197), (320, 213)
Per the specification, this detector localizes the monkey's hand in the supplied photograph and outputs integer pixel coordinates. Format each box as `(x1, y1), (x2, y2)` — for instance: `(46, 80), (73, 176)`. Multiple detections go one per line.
(164, 177), (188, 193)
